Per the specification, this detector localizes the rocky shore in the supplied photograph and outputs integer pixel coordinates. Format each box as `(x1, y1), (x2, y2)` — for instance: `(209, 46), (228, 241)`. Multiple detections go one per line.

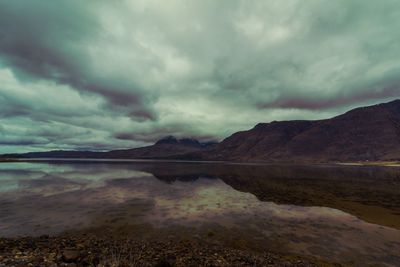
(0, 234), (331, 267)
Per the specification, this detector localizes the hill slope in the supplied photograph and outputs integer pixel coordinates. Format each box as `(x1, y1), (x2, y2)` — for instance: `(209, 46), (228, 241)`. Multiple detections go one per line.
(205, 99), (400, 162)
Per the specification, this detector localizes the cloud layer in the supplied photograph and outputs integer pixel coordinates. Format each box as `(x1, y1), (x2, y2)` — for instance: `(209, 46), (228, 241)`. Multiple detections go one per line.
(0, 0), (399, 153)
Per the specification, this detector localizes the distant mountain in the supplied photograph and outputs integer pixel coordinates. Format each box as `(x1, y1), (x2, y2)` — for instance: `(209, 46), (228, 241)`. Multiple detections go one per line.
(2, 100), (400, 163)
(102, 136), (217, 159)
(155, 136), (216, 148)
(202, 99), (400, 162)
(12, 136), (217, 159)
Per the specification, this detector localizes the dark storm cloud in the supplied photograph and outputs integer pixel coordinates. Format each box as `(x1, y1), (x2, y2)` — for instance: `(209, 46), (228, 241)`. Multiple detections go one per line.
(0, 0), (400, 153)
(257, 86), (400, 110)
(114, 123), (210, 143)
(114, 132), (155, 142)
(0, 137), (49, 146)
(0, 0), (156, 120)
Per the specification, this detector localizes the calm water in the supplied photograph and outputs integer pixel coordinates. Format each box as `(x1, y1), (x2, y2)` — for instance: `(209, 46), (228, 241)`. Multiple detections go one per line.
(0, 160), (400, 266)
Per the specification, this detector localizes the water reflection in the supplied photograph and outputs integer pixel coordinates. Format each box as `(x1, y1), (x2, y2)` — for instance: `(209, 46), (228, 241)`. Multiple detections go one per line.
(0, 161), (400, 266)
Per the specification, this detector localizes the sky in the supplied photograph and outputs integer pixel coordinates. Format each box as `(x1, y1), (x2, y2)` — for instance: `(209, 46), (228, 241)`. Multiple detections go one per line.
(0, 0), (400, 153)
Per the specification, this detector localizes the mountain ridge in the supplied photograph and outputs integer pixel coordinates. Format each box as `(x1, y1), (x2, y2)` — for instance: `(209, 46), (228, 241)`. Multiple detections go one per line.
(201, 99), (400, 162)
(2, 99), (400, 163)
(4, 136), (217, 160)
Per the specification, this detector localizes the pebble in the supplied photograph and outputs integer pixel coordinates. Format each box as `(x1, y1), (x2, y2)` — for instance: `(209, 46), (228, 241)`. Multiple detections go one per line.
(0, 235), (329, 267)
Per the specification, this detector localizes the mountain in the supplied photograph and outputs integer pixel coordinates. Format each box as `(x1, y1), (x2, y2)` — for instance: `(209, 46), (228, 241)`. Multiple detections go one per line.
(3, 99), (400, 162)
(102, 136), (217, 159)
(14, 136), (217, 159)
(202, 99), (400, 162)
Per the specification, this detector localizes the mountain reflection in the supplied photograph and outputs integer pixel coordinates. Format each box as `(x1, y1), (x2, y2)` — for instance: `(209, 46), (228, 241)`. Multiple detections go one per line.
(137, 162), (400, 227)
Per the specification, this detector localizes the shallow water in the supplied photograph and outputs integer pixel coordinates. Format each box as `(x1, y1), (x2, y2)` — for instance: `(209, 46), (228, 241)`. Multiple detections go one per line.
(0, 160), (400, 266)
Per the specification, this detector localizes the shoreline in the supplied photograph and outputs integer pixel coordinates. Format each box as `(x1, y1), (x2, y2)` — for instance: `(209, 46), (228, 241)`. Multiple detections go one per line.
(0, 234), (331, 267)
(336, 161), (400, 167)
(2, 157), (400, 168)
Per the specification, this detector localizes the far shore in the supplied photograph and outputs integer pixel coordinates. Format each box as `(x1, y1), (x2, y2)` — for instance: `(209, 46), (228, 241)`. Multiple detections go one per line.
(2, 157), (400, 167)
(336, 161), (400, 167)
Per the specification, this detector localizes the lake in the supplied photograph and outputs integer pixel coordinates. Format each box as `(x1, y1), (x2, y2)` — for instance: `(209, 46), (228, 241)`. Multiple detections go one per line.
(0, 160), (399, 266)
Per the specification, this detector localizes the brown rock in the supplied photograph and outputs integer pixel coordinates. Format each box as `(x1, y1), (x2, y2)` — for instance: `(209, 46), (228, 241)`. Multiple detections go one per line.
(62, 249), (80, 263)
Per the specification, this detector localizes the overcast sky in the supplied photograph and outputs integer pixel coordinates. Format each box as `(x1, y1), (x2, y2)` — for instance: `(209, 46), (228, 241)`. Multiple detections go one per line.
(0, 0), (399, 153)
